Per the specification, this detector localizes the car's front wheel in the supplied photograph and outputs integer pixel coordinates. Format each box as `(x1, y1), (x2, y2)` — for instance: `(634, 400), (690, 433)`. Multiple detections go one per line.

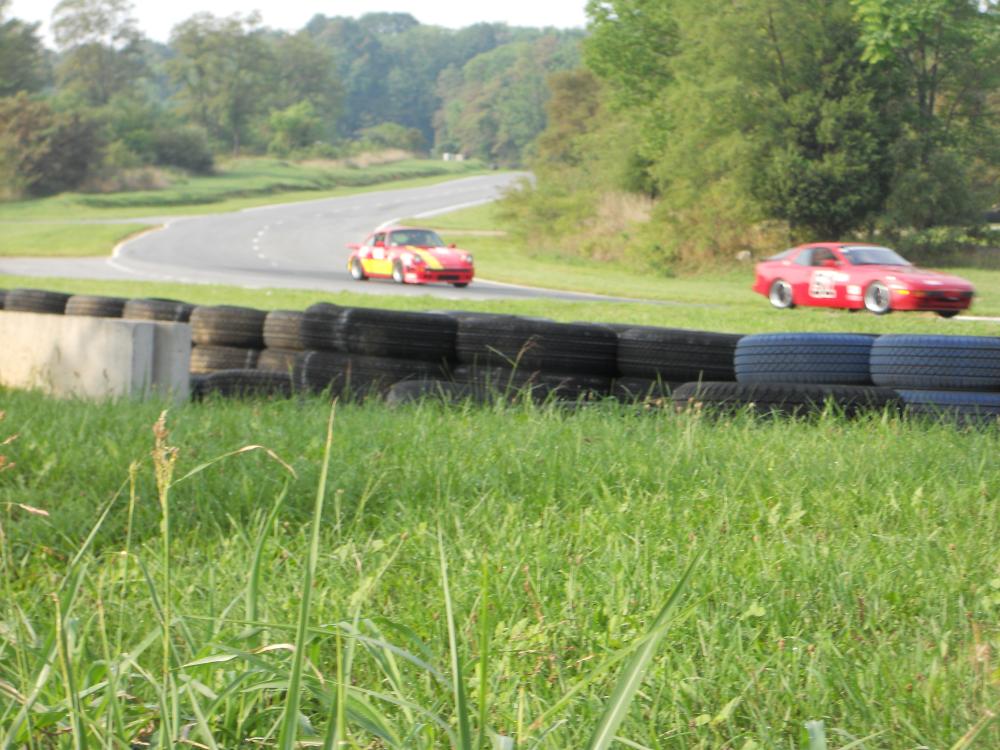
(936, 310), (960, 319)
(452, 282), (469, 288)
(349, 258), (367, 281)
(864, 282), (891, 315)
(768, 279), (794, 309)
(392, 261), (405, 284)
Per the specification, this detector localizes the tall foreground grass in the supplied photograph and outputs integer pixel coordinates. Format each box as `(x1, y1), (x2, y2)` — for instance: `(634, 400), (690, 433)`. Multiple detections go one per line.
(0, 391), (998, 748)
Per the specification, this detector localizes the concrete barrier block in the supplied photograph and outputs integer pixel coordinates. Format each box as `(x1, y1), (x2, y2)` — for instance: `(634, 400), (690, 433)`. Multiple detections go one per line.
(0, 311), (191, 401)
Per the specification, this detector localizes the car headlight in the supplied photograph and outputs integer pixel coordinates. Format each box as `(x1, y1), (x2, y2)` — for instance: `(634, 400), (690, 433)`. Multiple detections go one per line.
(411, 254), (425, 264)
(464, 254), (474, 264)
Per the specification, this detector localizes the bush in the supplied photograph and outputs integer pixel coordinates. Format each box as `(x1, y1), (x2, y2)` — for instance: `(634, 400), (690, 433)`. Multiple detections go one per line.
(152, 125), (214, 174)
(0, 92), (101, 196)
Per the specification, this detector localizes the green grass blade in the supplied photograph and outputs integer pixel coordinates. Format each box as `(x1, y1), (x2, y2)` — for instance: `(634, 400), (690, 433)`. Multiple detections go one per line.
(805, 720), (828, 750)
(949, 702), (999, 750)
(439, 527), (473, 750)
(185, 682), (220, 750)
(585, 550), (702, 750)
(247, 484), (290, 628)
(278, 403), (336, 750)
(476, 556), (490, 750)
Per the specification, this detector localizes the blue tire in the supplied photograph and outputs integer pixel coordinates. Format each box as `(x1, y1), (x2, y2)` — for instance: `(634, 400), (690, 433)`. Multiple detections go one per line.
(871, 335), (1000, 390)
(735, 333), (876, 385)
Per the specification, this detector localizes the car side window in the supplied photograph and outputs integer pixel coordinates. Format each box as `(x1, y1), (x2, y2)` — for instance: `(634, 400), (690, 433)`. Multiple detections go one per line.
(811, 249), (836, 266)
(793, 249), (813, 266)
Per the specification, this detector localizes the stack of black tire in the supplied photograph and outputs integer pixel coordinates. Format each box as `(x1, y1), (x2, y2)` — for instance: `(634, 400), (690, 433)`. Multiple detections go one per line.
(870, 335), (1000, 423)
(673, 333), (902, 418)
(670, 332), (1000, 423)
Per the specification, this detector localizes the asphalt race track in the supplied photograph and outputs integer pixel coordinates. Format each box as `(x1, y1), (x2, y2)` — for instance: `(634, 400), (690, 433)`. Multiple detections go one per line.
(0, 172), (626, 303)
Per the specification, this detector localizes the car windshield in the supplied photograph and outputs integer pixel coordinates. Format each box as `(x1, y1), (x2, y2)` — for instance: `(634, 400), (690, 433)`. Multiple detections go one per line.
(840, 246), (911, 266)
(388, 229), (445, 247)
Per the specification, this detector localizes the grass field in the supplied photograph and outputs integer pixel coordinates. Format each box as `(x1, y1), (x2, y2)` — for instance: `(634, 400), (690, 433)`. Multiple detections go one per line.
(1, 391), (997, 748)
(0, 158), (486, 257)
(1, 183), (999, 748)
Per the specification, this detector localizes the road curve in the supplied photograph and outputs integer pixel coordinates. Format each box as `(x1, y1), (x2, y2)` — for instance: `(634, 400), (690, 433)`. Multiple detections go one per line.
(0, 173), (628, 303)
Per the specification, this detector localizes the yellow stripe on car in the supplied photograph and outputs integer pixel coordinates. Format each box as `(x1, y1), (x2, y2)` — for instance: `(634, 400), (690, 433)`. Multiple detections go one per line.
(411, 248), (443, 269)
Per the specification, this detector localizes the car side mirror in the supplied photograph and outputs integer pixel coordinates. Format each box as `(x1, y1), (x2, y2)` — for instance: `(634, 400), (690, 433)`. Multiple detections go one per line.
(448, 243), (456, 248)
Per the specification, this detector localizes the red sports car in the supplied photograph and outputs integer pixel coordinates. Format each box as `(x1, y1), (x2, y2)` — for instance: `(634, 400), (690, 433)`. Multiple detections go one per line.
(752, 243), (974, 317)
(346, 226), (474, 287)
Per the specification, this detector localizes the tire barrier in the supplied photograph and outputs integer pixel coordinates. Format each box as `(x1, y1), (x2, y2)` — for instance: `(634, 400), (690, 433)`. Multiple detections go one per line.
(257, 348), (299, 373)
(870, 334), (1000, 391)
(65, 294), (127, 318)
(5, 286), (1000, 429)
(456, 317), (618, 375)
(618, 327), (742, 382)
(611, 377), (679, 403)
(673, 381), (901, 418)
(300, 302), (345, 351)
(336, 307), (458, 362)
(385, 379), (484, 407)
(896, 389), (1000, 424)
(190, 305), (267, 348)
(122, 297), (195, 322)
(192, 369), (293, 400)
(263, 310), (308, 350)
(190, 345), (261, 374)
(4, 288), (71, 314)
(453, 365), (612, 402)
(735, 333), (875, 385)
(292, 350), (445, 400)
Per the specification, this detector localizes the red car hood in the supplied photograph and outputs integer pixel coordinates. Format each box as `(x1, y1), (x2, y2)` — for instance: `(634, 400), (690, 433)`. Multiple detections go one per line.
(403, 246), (470, 266)
(873, 266), (973, 290)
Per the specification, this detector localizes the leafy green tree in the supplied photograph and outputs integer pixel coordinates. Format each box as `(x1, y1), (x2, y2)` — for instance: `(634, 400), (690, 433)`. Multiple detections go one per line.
(267, 101), (323, 155)
(0, 92), (101, 196)
(0, 1), (50, 96)
(435, 33), (581, 164)
(269, 31), (342, 131)
(356, 121), (426, 152)
(51, 0), (146, 105)
(168, 11), (274, 155)
(579, 0), (905, 263)
(851, 0), (1000, 227)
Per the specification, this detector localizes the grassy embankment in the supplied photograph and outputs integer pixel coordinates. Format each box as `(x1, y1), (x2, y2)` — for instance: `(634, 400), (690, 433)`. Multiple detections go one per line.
(0, 157), (487, 257)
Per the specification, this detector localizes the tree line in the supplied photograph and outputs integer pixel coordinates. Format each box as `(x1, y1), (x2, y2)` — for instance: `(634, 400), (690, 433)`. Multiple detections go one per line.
(0, 0), (582, 198)
(508, 0), (1000, 266)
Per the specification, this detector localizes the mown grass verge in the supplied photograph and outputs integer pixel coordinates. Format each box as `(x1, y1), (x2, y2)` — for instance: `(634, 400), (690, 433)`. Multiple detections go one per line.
(0, 392), (997, 747)
(0, 222), (153, 258)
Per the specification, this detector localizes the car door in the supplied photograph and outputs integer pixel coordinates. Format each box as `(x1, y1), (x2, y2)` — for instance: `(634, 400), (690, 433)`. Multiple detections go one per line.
(804, 247), (851, 308)
(363, 232), (393, 276)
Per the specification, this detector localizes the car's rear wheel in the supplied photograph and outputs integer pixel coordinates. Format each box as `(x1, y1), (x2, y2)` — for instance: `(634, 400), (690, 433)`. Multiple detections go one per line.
(349, 258), (367, 281)
(936, 310), (959, 319)
(768, 279), (794, 309)
(864, 282), (891, 315)
(452, 282), (469, 288)
(392, 261), (405, 284)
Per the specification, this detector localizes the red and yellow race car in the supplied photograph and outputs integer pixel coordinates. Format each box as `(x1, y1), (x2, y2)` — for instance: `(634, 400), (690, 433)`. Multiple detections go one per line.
(752, 242), (975, 317)
(347, 226), (474, 287)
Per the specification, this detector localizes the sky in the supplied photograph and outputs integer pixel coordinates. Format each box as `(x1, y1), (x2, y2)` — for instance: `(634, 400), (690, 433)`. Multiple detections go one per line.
(8, 0), (589, 45)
